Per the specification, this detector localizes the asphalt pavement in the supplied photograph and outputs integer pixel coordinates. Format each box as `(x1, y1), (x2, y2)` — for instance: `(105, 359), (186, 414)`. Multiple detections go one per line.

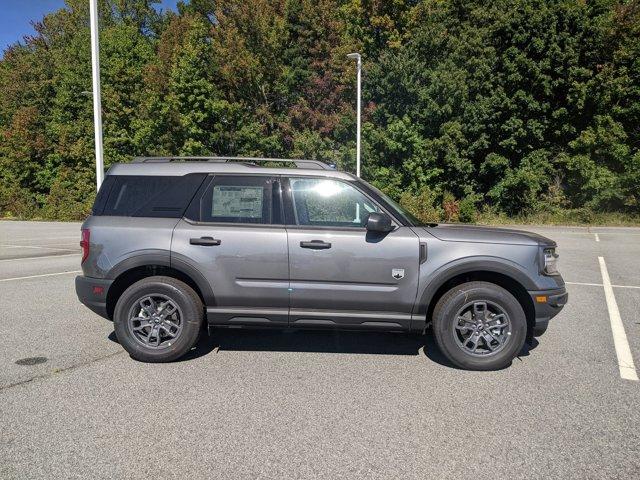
(1, 220), (639, 479)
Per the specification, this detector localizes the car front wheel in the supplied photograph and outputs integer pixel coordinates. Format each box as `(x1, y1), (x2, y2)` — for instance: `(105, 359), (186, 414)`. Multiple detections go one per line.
(432, 281), (527, 371)
(113, 276), (204, 362)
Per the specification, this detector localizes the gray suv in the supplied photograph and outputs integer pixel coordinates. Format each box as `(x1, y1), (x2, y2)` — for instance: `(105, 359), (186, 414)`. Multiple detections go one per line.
(76, 157), (567, 370)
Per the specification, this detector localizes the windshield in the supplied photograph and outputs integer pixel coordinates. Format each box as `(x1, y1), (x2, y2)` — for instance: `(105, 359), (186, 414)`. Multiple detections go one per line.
(358, 180), (434, 227)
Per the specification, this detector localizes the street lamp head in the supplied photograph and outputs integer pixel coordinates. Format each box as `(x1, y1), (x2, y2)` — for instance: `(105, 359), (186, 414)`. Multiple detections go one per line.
(346, 53), (361, 60)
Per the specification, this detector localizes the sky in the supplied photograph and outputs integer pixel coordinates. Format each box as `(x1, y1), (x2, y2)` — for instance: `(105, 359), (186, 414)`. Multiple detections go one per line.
(0, 0), (179, 54)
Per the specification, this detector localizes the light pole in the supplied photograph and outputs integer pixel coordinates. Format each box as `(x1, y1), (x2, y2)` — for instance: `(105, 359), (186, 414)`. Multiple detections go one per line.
(347, 52), (361, 177)
(89, 0), (104, 189)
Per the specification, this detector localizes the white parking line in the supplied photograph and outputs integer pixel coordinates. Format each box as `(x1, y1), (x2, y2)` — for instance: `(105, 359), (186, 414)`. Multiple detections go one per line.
(0, 270), (81, 283)
(565, 281), (640, 290)
(0, 244), (76, 252)
(0, 253), (81, 262)
(1, 235), (79, 241)
(598, 257), (638, 381)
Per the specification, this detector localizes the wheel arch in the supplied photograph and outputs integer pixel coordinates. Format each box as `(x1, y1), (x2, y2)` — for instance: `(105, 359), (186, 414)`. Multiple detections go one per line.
(105, 253), (214, 319)
(417, 259), (536, 335)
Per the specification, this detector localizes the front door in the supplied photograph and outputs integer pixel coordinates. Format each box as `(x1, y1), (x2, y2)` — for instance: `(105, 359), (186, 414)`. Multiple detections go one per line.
(283, 176), (420, 330)
(172, 175), (289, 326)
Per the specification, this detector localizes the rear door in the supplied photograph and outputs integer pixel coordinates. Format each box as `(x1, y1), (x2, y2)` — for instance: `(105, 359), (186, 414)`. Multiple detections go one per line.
(172, 175), (289, 326)
(283, 176), (420, 330)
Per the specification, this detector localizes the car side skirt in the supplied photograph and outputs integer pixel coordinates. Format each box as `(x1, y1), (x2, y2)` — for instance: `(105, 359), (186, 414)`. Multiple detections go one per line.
(207, 307), (414, 331)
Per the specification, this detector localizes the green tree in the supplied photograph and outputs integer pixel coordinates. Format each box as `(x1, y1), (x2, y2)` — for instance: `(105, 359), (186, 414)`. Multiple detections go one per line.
(1, 0), (639, 221)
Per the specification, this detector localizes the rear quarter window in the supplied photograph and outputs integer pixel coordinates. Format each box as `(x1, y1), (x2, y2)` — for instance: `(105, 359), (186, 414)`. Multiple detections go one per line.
(96, 174), (206, 218)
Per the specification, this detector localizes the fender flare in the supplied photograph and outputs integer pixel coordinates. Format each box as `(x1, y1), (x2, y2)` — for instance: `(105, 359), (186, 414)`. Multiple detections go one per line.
(106, 250), (171, 279)
(106, 250), (215, 305)
(171, 254), (216, 305)
(414, 256), (536, 315)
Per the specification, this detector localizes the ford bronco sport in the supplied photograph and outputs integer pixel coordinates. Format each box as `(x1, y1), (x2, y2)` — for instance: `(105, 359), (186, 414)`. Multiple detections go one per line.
(76, 157), (567, 370)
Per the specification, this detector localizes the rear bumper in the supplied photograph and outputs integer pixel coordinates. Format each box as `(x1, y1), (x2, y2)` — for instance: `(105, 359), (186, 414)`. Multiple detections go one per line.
(528, 286), (568, 330)
(75, 275), (113, 319)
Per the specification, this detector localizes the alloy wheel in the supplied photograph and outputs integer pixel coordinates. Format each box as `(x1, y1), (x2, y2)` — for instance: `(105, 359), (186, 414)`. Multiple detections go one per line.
(452, 300), (512, 356)
(127, 294), (183, 349)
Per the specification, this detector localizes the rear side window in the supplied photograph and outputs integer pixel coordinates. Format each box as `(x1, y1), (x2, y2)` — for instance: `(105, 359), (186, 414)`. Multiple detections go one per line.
(186, 175), (280, 224)
(96, 174), (206, 217)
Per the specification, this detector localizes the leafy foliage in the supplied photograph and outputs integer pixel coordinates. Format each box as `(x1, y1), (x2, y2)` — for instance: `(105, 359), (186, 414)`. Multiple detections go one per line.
(0, 0), (639, 221)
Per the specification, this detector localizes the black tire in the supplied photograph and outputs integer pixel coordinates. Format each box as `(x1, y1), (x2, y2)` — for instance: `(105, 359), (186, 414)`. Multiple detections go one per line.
(113, 276), (204, 362)
(432, 281), (527, 371)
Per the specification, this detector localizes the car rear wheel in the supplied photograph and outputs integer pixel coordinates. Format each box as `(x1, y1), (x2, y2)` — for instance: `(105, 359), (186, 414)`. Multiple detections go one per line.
(113, 276), (203, 362)
(432, 281), (527, 370)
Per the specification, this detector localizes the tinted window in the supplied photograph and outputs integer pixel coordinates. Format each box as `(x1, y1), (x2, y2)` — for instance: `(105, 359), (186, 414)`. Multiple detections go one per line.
(92, 176), (116, 215)
(99, 174), (206, 217)
(192, 176), (277, 224)
(289, 177), (379, 227)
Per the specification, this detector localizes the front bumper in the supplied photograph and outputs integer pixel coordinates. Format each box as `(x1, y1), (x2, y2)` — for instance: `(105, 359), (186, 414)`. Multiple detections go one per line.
(75, 275), (113, 319)
(528, 286), (568, 330)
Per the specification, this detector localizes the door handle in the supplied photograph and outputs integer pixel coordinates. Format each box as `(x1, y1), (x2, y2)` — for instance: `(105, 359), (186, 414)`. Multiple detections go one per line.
(300, 240), (332, 250)
(419, 242), (428, 264)
(190, 236), (221, 246)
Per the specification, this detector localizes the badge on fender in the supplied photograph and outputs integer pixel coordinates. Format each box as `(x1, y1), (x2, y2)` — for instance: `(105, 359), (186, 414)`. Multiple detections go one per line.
(392, 268), (405, 280)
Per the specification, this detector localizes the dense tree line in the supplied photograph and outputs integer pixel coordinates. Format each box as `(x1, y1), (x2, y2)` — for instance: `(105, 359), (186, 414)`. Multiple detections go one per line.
(0, 0), (638, 221)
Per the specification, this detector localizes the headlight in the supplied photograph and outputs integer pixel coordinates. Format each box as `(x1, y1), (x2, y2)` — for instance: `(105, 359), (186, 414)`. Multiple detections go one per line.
(543, 247), (559, 275)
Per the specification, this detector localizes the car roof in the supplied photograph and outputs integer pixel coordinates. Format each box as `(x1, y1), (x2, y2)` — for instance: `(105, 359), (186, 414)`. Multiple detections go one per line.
(106, 157), (358, 181)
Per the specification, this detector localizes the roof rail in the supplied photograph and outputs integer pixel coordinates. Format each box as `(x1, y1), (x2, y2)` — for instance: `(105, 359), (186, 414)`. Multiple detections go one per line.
(132, 156), (335, 170)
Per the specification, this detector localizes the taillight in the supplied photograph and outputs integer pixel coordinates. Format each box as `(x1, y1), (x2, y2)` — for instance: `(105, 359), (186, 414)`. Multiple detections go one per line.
(80, 228), (90, 263)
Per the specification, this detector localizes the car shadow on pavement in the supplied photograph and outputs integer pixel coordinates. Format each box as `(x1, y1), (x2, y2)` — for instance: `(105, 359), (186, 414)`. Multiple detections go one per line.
(108, 328), (539, 366)
(181, 328), (426, 360)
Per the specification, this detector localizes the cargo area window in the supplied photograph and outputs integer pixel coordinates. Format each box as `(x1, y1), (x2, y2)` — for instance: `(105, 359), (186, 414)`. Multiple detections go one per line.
(97, 174), (206, 217)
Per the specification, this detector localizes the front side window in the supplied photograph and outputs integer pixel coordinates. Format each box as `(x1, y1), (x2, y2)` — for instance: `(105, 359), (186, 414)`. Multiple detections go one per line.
(195, 176), (276, 224)
(288, 177), (379, 227)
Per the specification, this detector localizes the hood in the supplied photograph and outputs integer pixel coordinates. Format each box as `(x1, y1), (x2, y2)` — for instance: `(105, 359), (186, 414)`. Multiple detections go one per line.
(422, 224), (556, 247)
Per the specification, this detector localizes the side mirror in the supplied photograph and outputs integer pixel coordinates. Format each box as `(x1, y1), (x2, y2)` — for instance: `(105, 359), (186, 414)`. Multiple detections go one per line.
(366, 212), (394, 233)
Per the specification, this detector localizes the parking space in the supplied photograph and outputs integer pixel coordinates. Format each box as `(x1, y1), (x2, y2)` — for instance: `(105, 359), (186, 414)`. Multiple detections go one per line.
(597, 234), (640, 287)
(0, 255), (81, 281)
(0, 220), (639, 479)
(0, 221), (80, 261)
(613, 288), (640, 373)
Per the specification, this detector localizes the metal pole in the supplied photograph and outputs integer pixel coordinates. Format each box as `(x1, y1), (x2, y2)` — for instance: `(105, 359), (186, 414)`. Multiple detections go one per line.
(356, 55), (361, 178)
(89, 0), (104, 189)
(347, 53), (362, 177)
